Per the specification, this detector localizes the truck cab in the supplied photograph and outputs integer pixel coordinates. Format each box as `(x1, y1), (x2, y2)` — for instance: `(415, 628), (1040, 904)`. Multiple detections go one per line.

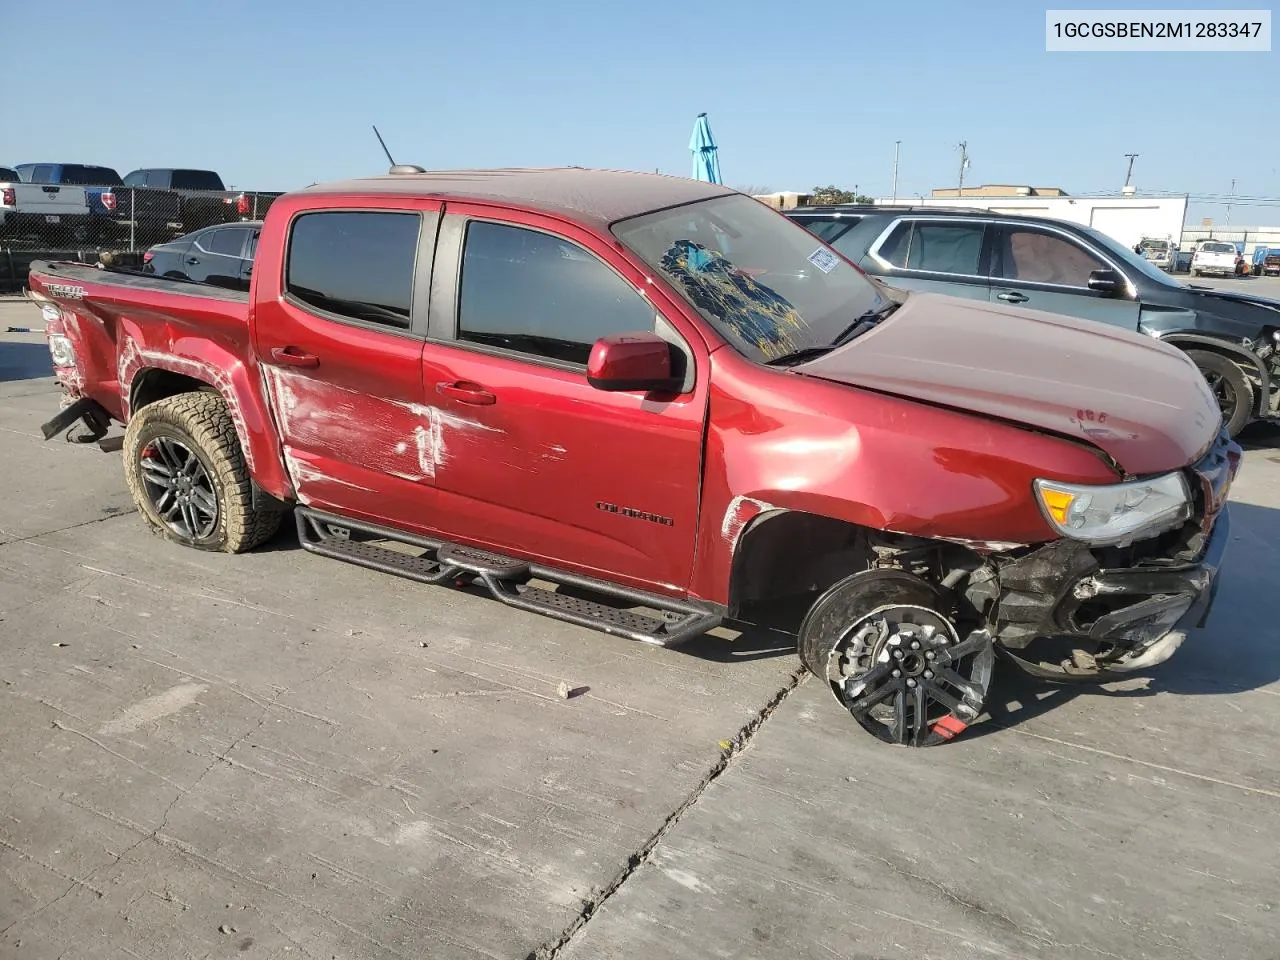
(1136, 235), (1177, 272)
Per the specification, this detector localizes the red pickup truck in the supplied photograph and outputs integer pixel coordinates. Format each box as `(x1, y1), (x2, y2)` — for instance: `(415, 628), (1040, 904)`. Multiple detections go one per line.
(30, 167), (1239, 746)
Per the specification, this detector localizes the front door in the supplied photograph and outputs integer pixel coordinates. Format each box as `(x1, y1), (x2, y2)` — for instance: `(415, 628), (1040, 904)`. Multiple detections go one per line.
(988, 224), (1141, 330)
(253, 203), (441, 530)
(420, 208), (706, 595)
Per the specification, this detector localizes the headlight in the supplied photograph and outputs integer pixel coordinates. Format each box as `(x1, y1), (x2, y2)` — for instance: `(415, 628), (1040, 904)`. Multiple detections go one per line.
(47, 334), (75, 367)
(1034, 474), (1190, 546)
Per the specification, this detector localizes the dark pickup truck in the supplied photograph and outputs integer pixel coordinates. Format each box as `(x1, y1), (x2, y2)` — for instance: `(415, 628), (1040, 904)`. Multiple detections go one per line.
(29, 168), (1239, 747)
(124, 168), (282, 231)
(17, 163), (182, 244)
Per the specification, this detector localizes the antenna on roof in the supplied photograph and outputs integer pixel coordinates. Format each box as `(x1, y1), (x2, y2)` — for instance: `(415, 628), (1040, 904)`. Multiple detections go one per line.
(372, 124), (396, 166)
(373, 124), (426, 175)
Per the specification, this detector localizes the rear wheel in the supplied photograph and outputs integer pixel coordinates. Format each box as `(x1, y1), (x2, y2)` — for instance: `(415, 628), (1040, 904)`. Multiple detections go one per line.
(1186, 349), (1254, 437)
(124, 391), (283, 552)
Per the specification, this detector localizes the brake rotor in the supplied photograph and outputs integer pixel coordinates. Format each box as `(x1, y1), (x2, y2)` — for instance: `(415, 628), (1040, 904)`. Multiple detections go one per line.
(827, 604), (995, 747)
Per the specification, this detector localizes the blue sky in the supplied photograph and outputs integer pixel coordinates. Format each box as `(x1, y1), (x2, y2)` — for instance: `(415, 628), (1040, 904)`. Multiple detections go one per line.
(3, 0), (1275, 224)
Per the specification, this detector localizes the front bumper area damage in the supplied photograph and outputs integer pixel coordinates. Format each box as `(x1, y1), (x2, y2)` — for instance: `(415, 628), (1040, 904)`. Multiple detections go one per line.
(988, 429), (1239, 680)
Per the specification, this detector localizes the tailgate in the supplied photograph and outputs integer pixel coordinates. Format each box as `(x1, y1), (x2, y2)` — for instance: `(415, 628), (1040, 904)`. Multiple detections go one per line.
(4, 183), (89, 215)
(93, 187), (181, 221)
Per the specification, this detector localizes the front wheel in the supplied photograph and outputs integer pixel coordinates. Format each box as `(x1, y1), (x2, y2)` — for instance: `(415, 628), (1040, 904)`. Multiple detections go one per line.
(797, 569), (995, 746)
(124, 391), (283, 552)
(1186, 350), (1254, 437)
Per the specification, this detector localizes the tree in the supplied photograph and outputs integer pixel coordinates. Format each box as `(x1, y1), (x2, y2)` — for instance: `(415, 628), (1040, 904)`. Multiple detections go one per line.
(810, 185), (875, 205)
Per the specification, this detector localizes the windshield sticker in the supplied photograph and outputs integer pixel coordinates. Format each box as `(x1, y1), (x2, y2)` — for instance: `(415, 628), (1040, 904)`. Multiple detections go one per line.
(807, 247), (839, 274)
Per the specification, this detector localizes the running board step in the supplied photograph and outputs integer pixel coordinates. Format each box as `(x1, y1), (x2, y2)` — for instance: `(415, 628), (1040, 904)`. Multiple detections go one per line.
(294, 507), (722, 647)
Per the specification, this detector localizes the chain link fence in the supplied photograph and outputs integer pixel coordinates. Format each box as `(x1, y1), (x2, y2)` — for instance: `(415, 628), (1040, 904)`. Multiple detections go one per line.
(0, 184), (279, 291)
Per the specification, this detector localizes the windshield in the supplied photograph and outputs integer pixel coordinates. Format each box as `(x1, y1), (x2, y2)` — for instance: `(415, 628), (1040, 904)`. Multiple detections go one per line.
(1140, 240), (1168, 252)
(612, 194), (887, 363)
(1075, 225), (1182, 288)
(1200, 242), (1235, 254)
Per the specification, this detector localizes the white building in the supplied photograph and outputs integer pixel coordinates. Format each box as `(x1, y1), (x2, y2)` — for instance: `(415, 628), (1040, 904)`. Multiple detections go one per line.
(875, 188), (1188, 251)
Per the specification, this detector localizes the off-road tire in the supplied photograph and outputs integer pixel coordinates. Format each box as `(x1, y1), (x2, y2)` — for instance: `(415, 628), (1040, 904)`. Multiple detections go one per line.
(1186, 349), (1254, 438)
(124, 391), (283, 552)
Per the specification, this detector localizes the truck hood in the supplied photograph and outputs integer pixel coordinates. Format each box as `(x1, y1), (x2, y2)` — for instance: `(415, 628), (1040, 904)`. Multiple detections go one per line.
(795, 292), (1221, 477)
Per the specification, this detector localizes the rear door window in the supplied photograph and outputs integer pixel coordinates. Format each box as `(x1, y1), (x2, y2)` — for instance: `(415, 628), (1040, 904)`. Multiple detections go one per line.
(206, 227), (249, 257)
(286, 211), (420, 329)
(874, 220), (986, 276)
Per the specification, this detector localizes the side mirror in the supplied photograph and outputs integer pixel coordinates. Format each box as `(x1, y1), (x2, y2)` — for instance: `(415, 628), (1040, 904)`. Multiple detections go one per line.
(1087, 268), (1122, 295)
(587, 332), (678, 393)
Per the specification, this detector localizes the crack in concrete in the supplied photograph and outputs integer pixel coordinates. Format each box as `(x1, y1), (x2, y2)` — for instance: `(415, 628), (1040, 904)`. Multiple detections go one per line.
(525, 667), (809, 960)
(0, 507), (137, 551)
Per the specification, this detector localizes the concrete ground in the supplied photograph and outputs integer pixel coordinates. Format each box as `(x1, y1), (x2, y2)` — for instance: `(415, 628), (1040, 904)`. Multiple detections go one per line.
(2, 294), (1280, 960)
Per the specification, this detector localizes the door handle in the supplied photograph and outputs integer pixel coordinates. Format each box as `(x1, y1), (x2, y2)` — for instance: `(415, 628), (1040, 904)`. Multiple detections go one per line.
(996, 291), (1029, 303)
(270, 346), (320, 368)
(436, 380), (496, 405)
(186, 257), (200, 265)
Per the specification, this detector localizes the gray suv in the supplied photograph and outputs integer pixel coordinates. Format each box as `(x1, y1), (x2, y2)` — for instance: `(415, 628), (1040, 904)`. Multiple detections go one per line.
(788, 205), (1280, 437)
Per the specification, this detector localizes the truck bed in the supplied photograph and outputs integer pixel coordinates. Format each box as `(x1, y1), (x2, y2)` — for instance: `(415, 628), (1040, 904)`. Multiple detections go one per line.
(31, 260), (250, 303)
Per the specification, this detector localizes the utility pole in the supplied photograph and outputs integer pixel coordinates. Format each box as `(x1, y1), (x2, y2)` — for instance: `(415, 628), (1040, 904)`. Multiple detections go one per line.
(957, 141), (969, 191)
(891, 140), (901, 204)
(1226, 177), (1236, 227)
(1123, 153), (1139, 188)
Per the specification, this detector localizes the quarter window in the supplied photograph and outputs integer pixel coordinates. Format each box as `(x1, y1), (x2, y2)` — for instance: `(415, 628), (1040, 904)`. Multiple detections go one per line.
(286, 211), (420, 328)
(457, 221), (657, 365)
(800, 219), (861, 244)
(876, 220), (985, 276)
(999, 229), (1106, 286)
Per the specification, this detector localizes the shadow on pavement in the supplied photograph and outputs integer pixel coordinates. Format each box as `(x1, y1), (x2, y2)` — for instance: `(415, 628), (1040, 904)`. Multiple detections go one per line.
(1238, 419), (1280, 453)
(0, 341), (52, 382)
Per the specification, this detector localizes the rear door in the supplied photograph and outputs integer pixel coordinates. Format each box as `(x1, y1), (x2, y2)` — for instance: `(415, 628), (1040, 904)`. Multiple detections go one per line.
(188, 226), (251, 288)
(864, 216), (993, 301)
(253, 202), (441, 528)
(989, 223), (1141, 330)
(418, 206), (707, 594)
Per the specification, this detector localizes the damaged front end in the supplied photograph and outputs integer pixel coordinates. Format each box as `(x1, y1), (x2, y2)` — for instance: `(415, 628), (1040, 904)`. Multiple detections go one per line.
(983, 426), (1238, 681)
(796, 427), (1240, 746)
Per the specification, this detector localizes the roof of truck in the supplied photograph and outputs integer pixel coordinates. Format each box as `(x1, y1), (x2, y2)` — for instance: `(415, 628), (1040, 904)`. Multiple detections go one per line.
(299, 167), (736, 228)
